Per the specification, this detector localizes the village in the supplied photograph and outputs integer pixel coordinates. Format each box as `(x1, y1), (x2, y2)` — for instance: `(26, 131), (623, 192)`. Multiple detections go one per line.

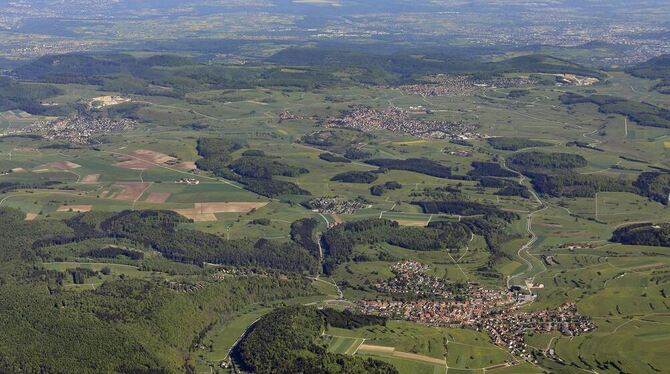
(326, 105), (483, 140)
(398, 75), (537, 97)
(304, 197), (370, 215)
(26, 114), (136, 144)
(357, 260), (595, 358)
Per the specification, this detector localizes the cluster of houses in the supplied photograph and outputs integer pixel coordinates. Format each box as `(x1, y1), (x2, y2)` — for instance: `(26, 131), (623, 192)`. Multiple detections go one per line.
(304, 197), (369, 215)
(398, 75), (537, 97)
(358, 261), (595, 358)
(326, 105), (483, 140)
(27, 114), (136, 144)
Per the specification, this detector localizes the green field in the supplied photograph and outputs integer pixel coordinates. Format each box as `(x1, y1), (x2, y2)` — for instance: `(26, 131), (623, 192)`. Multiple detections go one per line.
(1, 43), (670, 374)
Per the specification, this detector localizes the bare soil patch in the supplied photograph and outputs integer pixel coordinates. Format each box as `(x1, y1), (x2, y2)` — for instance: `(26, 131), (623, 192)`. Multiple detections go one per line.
(174, 161), (197, 171)
(24, 212), (38, 221)
(195, 202), (268, 214)
(114, 149), (177, 170)
(173, 209), (218, 222)
(81, 174), (100, 184)
(13, 147), (37, 153)
(57, 205), (92, 213)
(392, 351), (445, 365)
(45, 161), (81, 170)
(172, 202), (267, 221)
(357, 344), (445, 365)
(357, 344), (395, 354)
(394, 219), (428, 227)
(145, 192), (171, 204)
(112, 182), (151, 201)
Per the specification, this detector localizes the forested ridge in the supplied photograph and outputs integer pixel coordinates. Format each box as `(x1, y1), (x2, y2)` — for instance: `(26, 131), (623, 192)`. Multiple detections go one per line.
(34, 210), (320, 273)
(321, 218), (470, 274)
(0, 207), (317, 374)
(236, 306), (396, 374)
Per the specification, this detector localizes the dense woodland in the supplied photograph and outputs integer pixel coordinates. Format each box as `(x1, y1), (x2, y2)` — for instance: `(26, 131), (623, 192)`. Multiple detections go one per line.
(634, 172), (670, 205)
(611, 223), (670, 247)
(268, 48), (603, 83)
(320, 153), (352, 163)
(366, 158), (452, 178)
(290, 218), (321, 260)
(195, 137), (310, 197)
(331, 170), (379, 184)
(627, 54), (670, 94)
(0, 76), (65, 115)
(468, 161), (517, 178)
(236, 306), (396, 374)
(34, 210), (320, 273)
(530, 172), (635, 198)
(0, 208), (317, 374)
(507, 151), (588, 173)
(487, 137), (552, 151)
(321, 218), (470, 274)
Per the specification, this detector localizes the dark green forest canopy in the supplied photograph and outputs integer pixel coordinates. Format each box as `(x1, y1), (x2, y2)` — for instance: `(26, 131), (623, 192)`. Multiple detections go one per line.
(236, 305), (396, 374)
(321, 218), (471, 273)
(611, 223), (670, 247)
(195, 137), (310, 197)
(507, 151), (588, 173)
(487, 137), (552, 151)
(0, 207), (317, 374)
(627, 54), (670, 94)
(366, 158), (452, 178)
(0, 76), (65, 115)
(33, 210), (320, 273)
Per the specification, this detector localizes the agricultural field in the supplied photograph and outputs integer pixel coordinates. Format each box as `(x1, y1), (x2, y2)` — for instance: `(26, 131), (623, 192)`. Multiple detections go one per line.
(0, 42), (669, 374)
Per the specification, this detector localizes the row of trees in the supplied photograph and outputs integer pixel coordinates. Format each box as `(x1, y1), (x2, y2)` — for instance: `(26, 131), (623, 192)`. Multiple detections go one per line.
(366, 158), (452, 178)
(487, 137), (552, 151)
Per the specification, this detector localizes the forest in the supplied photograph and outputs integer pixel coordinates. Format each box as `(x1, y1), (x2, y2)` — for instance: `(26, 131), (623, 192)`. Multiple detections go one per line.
(268, 48), (603, 83)
(321, 218), (470, 274)
(627, 54), (670, 94)
(331, 171), (379, 184)
(468, 161), (517, 178)
(0, 76), (65, 115)
(634, 172), (670, 205)
(530, 172), (635, 198)
(370, 181), (403, 196)
(611, 223), (670, 247)
(35, 210), (320, 273)
(0, 208), (317, 374)
(487, 137), (552, 151)
(235, 306), (397, 374)
(507, 151), (588, 173)
(366, 158), (452, 178)
(196, 137), (309, 197)
(290, 218), (321, 260)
